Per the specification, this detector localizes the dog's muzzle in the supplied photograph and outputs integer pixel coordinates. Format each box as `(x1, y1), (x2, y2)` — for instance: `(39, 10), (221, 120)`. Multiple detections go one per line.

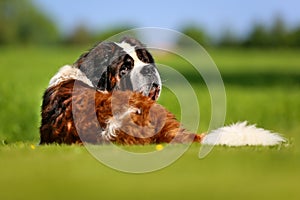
(119, 64), (161, 101)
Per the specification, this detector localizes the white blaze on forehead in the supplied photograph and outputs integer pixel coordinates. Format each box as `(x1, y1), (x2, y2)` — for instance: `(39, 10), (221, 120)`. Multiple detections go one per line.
(114, 41), (146, 67)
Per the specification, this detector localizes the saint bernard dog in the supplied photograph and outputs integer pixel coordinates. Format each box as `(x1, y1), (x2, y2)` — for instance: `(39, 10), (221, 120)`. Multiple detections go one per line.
(40, 37), (204, 145)
(40, 37), (286, 146)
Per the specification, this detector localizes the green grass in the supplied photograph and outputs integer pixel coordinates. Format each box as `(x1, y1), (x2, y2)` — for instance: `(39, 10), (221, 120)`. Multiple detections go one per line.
(0, 143), (299, 200)
(0, 46), (300, 200)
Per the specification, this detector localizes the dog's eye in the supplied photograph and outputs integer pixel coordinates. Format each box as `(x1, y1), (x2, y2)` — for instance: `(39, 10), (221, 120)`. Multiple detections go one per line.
(119, 60), (132, 77)
(119, 65), (129, 76)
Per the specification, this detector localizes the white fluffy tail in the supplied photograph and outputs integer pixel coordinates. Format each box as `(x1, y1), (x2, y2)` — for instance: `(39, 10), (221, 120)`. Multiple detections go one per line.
(201, 121), (286, 146)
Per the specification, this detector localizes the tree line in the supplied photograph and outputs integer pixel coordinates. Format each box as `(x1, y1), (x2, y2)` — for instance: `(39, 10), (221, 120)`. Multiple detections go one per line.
(178, 16), (300, 48)
(1, 0), (300, 48)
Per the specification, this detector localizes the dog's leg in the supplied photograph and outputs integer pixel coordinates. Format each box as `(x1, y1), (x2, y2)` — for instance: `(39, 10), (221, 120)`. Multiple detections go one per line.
(112, 92), (205, 144)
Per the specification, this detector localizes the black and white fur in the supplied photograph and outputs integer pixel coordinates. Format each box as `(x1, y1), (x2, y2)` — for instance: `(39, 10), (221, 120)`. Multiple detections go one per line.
(49, 37), (161, 100)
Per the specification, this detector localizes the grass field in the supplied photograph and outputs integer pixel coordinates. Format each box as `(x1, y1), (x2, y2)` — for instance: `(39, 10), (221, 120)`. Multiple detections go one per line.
(0, 46), (300, 200)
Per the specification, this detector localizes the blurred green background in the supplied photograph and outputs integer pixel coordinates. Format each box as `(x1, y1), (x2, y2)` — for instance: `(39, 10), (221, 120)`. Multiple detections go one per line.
(0, 0), (300, 200)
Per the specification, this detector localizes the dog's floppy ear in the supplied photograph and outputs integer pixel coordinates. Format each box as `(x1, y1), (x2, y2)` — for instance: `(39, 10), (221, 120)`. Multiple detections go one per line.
(73, 42), (124, 90)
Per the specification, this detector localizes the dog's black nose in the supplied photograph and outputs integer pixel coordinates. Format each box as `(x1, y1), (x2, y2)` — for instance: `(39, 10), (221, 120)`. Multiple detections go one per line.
(151, 82), (159, 89)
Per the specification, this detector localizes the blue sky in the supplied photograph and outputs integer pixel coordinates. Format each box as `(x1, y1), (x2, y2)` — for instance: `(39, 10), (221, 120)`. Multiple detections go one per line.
(33, 0), (300, 37)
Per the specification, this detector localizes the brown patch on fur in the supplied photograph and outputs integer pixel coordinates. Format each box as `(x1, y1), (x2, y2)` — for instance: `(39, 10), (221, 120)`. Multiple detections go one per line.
(40, 79), (203, 145)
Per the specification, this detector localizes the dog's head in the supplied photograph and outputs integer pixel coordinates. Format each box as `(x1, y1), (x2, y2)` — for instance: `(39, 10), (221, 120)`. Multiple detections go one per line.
(74, 37), (161, 100)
